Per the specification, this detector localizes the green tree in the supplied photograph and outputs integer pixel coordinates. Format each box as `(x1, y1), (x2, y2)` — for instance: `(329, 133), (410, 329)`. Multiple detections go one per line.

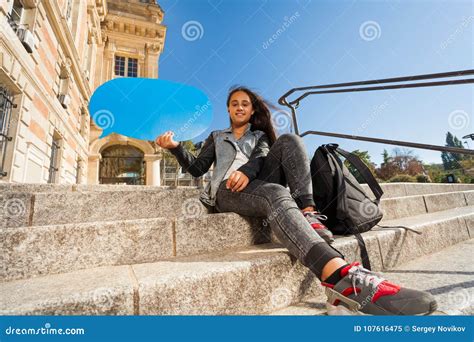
(382, 149), (390, 164)
(441, 132), (465, 170)
(344, 150), (376, 184)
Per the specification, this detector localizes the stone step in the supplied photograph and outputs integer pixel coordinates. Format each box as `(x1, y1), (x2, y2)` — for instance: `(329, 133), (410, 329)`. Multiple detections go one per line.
(1, 188), (471, 282)
(0, 187), (207, 228)
(379, 190), (472, 222)
(1, 207), (471, 315)
(1, 183), (472, 228)
(1, 213), (265, 282)
(361, 182), (474, 198)
(270, 239), (474, 316)
(2, 182), (473, 196)
(0, 183), (189, 193)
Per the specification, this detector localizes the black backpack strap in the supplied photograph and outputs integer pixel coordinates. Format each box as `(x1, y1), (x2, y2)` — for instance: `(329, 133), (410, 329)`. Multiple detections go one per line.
(342, 218), (371, 270)
(376, 224), (422, 235)
(333, 146), (384, 202)
(354, 232), (372, 270)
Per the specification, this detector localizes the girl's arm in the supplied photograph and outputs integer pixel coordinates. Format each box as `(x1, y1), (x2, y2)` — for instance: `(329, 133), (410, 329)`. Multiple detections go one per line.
(237, 134), (270, 181)
(168, 132), (216, 178)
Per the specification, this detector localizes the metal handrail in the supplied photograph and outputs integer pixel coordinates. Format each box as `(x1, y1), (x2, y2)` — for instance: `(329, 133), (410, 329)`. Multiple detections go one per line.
(278, 69), (474, 156)
(300, 130), (472, 155)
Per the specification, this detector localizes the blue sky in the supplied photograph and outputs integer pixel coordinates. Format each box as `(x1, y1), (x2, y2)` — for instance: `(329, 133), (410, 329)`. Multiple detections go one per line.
(156, 0), (473, 165)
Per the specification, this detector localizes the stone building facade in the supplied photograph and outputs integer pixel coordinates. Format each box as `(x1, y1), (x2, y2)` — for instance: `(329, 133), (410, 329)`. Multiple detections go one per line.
(0, 0), (167, 185)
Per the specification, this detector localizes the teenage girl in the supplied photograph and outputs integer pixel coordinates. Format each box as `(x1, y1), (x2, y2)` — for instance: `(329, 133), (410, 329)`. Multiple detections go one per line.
(155, 86), (437, 315)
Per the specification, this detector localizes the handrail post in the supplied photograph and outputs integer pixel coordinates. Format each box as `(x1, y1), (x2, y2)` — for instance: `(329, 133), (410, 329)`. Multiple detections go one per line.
(280, 97), (300, 136)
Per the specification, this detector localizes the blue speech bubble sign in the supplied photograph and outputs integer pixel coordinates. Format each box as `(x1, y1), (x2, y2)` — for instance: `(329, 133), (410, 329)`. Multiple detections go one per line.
(89, 78), (213, 141)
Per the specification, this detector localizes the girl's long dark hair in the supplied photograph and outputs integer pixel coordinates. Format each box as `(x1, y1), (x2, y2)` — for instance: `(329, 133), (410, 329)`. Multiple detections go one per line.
(226, 86), (278, 147)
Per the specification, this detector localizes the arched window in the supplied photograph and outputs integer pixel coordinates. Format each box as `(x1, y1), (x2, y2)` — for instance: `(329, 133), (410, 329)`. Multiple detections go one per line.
(99, 145), (145, 184)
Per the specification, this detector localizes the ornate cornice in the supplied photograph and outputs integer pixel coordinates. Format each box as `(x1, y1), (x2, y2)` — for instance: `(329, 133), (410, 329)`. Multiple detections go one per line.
(102, 14), (165, 39)
(107, 0), (164, 24)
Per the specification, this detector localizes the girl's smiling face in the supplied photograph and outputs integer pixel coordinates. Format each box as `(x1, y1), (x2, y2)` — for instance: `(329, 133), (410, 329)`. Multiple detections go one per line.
(228, 90), (254, 126)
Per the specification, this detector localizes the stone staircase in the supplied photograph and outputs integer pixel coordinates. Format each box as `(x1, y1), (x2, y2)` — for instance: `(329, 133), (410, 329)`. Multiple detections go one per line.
(0, 182), (473, 315)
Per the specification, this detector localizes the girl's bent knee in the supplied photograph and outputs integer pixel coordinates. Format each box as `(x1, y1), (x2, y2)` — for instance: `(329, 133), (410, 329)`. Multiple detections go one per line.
(278, 133), (302, 144)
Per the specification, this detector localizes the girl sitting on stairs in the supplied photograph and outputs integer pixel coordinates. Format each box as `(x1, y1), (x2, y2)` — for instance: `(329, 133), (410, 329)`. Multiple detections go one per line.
(155, 86), (437, 316)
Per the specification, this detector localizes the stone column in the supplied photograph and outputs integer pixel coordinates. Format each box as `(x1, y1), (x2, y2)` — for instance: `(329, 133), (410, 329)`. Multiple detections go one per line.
(103, 40), (116, 81)
(138, 55), (146, 78)
(144, 154), (161, 186)
(94, 37), (105, 89)
(76, 159), (84, 184)
(152, 159), (161, 186)
(87, 154), (101, 184)
(145, 43), (160, 78)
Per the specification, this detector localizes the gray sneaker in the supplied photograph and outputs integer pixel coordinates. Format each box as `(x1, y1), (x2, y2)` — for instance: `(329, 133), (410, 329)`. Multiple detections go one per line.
(302, 211), (335, 244)
(321, 262), (438, 315)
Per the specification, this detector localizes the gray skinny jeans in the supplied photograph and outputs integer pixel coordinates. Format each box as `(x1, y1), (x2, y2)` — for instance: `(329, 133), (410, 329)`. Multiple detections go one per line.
(215, 133), (344, 279)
